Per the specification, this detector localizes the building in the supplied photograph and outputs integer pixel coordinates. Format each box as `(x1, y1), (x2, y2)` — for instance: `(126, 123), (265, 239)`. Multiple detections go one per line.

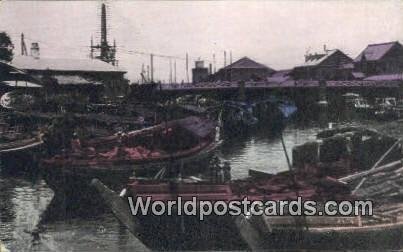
(0, 60), (42, 94)
(291, 49), (354, 80)
(213, 57), (275, 82)
(12, 56), (126, 86)
(10, 45), (127, 101)
(192, 60), (209, 83)
(354, 41), (403, 76)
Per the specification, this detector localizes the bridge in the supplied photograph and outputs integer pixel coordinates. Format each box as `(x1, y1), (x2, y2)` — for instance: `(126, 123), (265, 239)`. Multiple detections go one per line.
(130, 79), (403, 119)
(157, 80), (402, 93)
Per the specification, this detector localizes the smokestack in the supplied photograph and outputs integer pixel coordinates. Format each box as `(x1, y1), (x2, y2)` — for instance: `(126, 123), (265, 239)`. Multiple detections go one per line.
(224, 51), (227, 67)
(30, 42), (40, 59)
(100, 3), (108, 61)
(21, 33), (27, 56)
(101, 4), (107, 45)
(209, 63), (212, 75)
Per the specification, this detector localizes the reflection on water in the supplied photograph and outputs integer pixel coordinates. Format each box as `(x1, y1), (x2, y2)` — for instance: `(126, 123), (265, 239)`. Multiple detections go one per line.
(0, 118), (401, 251)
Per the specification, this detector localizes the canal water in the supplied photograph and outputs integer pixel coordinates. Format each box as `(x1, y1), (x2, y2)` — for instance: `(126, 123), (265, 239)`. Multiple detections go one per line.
(0, 118), (401, 251)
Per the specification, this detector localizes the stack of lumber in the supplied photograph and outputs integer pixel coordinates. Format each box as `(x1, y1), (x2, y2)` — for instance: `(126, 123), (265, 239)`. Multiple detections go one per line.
(339, 160), (403, 200)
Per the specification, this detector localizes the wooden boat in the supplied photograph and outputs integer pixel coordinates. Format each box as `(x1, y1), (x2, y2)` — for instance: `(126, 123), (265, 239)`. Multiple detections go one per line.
(91, 164), (353, 250)
(236, 161), (403, 250)
(39, 116), (220, 211)
(0, 114), (44, 173)
(221, 97), (297, 134)
(94, 126), (403, 250)
(41, 116), (217, 172)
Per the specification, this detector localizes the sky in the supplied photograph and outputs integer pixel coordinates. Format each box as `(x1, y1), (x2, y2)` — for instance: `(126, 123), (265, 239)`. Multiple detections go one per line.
(0, 0), (402, 83)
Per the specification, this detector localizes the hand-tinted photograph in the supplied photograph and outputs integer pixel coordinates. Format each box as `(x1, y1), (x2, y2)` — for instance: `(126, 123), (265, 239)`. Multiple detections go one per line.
(0, 1), (402, 251)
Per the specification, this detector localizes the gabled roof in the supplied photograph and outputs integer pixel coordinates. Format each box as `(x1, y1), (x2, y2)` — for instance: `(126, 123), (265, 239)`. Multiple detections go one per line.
(12, 56), (126, 73)
(354, 41), (401, 62)
(222, 57), (274, 71)
(298, 49), (344, 67)
(295, 49), (353, 69)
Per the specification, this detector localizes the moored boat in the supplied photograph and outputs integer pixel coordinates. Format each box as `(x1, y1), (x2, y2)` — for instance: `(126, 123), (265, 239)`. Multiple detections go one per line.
(221, 97), (297, 134)
(39, 116), (220, 209)
(94, 126), (403, 250)
(0, 113), (44, 173)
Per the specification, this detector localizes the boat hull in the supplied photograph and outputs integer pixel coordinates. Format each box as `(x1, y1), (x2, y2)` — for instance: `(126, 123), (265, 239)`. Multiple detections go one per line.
(40, 140), (220, 210)
(237, 214), (403, 250)
(91, 179), (246, 250)
(0, 139), (43, 174)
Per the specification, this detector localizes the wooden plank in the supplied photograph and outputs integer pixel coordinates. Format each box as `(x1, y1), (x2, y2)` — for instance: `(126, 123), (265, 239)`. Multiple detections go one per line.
(91, 179), (150, 251)
(340, 160), (402, 183)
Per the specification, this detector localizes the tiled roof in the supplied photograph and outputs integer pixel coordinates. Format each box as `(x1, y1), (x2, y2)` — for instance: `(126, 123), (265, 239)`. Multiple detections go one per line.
(354, 41), (400, 62)
(12, 56), (126, 73)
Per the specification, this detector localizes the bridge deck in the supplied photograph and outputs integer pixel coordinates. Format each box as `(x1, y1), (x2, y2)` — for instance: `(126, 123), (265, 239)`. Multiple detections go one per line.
(158, 80), (402, 91)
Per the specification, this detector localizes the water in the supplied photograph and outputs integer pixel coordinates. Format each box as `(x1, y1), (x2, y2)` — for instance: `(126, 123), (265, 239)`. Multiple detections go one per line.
(0, 118), (401, 251)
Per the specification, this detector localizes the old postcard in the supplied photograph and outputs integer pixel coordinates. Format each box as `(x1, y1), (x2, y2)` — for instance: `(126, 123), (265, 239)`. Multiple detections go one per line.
(0, 0), (402, 251)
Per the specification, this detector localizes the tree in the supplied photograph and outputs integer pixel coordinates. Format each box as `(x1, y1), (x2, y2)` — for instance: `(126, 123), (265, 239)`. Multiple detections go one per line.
(0, 32), (13, 62)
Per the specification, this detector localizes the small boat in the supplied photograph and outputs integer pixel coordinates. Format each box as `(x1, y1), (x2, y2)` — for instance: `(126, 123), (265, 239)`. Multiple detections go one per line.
(40, 116), (220, 204)
(237, 162), (403, 250)
(343, 93), (374, 115)
(0, 114), (44, 173)
(94, 126), (403, 250)
(221, 97), (297, 134)
(221, 100), (258, 131)
(374, 97), (401, 121)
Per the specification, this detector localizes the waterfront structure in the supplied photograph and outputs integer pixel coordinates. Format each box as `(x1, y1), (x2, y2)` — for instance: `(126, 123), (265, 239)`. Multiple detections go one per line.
(12, 55), (126, 87)
(291, 49), (354, 80)
(212, 57), (275, 82)
(354, 41), (403, 76)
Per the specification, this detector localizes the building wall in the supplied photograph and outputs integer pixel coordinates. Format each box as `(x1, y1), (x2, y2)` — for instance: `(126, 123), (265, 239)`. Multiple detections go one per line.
(25, 69), (127, 100)
(214, 68), (273, 82)
(192, 68), (209, 83)
(292, 51), (354, 80)
(355, 44), (403, 75)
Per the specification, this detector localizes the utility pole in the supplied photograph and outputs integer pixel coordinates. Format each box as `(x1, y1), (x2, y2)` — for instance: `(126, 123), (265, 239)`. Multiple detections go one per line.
(186, 53), (189, 83)
(150, 54), (154, 83)
(147, 65), (150, 82)
(90, 36), (94, 59)
(21, 33), (27, 56)
(174, 60), (177, 83)
(169, 58), (172, 84)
